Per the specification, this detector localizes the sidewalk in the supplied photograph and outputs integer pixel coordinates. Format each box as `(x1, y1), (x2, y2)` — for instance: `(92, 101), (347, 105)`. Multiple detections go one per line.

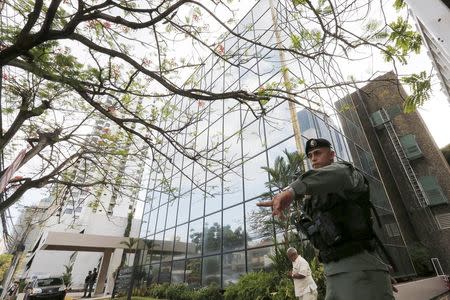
(66, 291), (110, 300)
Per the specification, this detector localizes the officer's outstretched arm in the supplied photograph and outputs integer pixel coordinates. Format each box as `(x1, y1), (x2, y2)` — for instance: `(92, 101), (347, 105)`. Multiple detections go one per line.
(257, 189), (294, 218)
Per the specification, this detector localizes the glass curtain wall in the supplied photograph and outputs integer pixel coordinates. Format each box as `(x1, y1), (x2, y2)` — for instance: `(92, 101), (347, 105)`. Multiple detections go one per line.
(132, 0), (415, 291)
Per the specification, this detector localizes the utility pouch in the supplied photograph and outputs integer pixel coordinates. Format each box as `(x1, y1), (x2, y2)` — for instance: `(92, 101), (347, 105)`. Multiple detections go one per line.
(315, 211), (343, 246)
(295, 212), (318, 237)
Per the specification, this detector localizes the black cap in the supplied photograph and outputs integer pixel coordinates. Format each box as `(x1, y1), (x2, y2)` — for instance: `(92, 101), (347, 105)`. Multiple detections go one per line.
(305, 138), (332, 154)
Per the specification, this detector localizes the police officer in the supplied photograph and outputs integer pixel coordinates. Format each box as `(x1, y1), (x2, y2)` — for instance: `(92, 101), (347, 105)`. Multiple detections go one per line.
(257, 138), (395, 300)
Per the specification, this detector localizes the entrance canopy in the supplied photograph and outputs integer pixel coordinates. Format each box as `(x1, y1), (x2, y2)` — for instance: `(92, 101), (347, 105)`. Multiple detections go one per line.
(40, 231), (132, 252)
(39, 231), (194, 254)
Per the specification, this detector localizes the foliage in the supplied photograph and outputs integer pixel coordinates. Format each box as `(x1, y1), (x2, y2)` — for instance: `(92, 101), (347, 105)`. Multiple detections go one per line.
(261, 149), (306, 191)
(310, 257), (326, 300)
(255, 150), (307, 252)
(270, 277), (296, 300)
(192, 283), (223, 300)
(0, 254), (13, 282)
(223, 271), (279, 300)
(62, 263), (74, 288)
(268, 244), (292, 276)
(165, 283), (192, 300)
(120, 237), (138, 267)
(441, 144), (450, 166)
(147, 283), (171, 298)
(385, 17), (422, 64)
(145, 283), (222, 300)
(393, 0), (406, 10)
(401, 72), (431, 113)
(116, 297), (159, 300)
(124, 212), (134, 237)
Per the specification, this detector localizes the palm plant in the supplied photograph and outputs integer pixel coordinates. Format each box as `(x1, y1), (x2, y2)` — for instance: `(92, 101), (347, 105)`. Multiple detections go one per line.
(120, 237), (138, 266)
(261, 149), (306, 191)
(62, 263), (73, 288)
(261, 149), (306, 247)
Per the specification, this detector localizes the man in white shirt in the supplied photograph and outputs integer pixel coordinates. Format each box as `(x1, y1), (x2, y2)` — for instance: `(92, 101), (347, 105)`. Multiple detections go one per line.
(287, 247), (318, 300)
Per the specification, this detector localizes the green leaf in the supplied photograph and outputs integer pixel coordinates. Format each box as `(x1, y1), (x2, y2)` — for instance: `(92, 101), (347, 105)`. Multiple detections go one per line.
(393, 0), (406, 10)
(292, 0), (307, 5)
(290, 34), (301, 49)
(401, 71), (431, 112)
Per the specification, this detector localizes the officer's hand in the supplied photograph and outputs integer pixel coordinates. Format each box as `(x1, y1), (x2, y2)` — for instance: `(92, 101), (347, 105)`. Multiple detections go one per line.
(257, 190), (294, 218)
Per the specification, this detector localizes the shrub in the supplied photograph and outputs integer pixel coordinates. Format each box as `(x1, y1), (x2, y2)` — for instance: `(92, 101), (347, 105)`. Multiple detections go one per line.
(310, 257), (326, 300)
(148, 283), (170, 298)
(224, 271), (279, 300)
(270, 277), (296, 300)
(192, 283), (223, 300)
(165, 283), (192, 300)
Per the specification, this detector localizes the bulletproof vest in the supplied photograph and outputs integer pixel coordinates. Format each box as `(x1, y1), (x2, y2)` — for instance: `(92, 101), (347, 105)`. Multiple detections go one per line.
(296, 174), (376, 263)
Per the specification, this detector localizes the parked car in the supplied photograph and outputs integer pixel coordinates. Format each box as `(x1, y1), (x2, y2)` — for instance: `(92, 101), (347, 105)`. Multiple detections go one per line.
(25, 277), (66, 300)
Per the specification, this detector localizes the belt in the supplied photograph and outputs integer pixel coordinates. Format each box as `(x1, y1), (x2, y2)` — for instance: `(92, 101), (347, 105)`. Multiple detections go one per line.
(319, 239), (375, 263)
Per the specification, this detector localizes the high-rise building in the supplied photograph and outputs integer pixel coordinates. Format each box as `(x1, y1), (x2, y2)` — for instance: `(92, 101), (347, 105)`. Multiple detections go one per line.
(17, 99), (147, 290)
(406, 0), (450, 100)
(337, 71), (450, 273)
(129, 0), (417, 291)
(297, 109), (350, 163)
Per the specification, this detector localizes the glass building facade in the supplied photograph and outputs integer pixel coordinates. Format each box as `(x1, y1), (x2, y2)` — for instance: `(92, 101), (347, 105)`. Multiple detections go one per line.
(127, 0), (416, 292)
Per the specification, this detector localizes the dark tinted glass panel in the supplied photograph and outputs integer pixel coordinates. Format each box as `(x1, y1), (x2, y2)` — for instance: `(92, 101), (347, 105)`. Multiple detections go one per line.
(202, 255), (221, 286)
(223, 251), (246, 287)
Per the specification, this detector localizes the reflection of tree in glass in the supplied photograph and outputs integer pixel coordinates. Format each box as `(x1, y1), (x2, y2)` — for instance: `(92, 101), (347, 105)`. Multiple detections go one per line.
(190, 222), (246, 253)
(189, 229), (203, 254)
(223, 224), (245, 250)
(204, 256), (220, 276)
(204, 222), (221, 253)
(186, 259), (201, 286)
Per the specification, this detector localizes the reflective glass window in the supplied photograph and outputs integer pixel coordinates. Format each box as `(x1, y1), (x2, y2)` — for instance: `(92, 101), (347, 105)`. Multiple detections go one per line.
(177, 192), (190, 225)
(242, 120), (266, 159)
(202, 255), (221, 286)
(155, 204), (167, 233)
(171, 260), (185, 283)
(162, 228), (175, 262)
(166, 198), (178, 229)
(223, 251), (246, 287)
(186, 258), (201, 287)
(150, 263), (160, 284)
(223, 167), (243, 208)
(190, 188), (205, 221)
(159, 261), (171, 283)
(243, 153), (269, 201)
(264, 104), (295, 148)
(173, 223), (188, 260)
(245, 199), (275, 248)
(205, 176), (222, 215)
(223, 205), (245, 251)
(188, 219), (203, 258)
(204, 212), (222, 255)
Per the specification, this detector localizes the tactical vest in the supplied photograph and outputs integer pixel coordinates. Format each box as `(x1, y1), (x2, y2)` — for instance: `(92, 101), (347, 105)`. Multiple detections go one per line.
(295, 171), (377, 263)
